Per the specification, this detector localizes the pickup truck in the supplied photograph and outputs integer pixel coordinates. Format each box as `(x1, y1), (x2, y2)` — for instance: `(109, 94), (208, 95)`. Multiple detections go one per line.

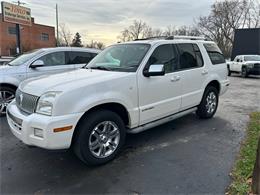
(6, 36), (230, 165)
(227, 55), (260, 77)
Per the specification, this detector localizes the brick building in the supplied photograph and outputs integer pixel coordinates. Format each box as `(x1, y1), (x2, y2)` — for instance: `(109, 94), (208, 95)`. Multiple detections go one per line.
(0, 13), (55, 56)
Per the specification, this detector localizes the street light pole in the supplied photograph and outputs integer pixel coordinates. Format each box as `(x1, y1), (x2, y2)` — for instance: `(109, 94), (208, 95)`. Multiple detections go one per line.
(56, 3), (59, 46)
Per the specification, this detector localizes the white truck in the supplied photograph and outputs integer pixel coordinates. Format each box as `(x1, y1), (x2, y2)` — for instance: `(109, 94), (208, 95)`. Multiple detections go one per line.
(227, 55), (260, 77)
(6, 36), (230, 165)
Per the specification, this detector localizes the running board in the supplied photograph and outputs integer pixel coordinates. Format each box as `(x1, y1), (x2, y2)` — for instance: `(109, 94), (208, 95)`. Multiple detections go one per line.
(127, 107), (197, 134)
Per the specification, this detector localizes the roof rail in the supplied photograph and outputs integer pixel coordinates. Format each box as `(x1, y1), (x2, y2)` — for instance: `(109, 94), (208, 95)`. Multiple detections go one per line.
(134, 35), (206, 41)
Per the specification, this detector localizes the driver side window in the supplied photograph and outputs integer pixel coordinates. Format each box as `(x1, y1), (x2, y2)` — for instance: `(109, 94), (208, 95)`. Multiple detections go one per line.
(147, 44), (177, 73)
(38, 52), (66, 66)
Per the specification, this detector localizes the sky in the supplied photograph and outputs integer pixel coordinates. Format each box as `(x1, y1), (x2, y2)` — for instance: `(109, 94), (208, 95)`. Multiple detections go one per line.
(1, 0), (217, 46)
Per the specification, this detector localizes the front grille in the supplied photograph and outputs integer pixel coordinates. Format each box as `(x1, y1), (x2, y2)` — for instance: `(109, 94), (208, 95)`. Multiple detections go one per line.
(254, 63), (260, 69)
(16, 89), (39, 114)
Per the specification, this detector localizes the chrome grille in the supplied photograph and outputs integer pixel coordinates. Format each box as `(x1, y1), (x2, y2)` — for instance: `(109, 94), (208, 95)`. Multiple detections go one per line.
(254, 63), (260, 68)
(15, 89), (39, 114)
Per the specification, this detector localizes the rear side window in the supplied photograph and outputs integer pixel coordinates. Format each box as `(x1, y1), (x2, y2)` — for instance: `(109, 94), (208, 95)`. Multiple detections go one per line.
(204, 43), (225, 65)
(69, 51), (97, 64)
(176, 43), (203, 70)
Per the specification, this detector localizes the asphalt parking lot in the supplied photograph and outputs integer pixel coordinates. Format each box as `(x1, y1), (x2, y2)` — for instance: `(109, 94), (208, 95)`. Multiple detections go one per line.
(1, 75), (260, 194)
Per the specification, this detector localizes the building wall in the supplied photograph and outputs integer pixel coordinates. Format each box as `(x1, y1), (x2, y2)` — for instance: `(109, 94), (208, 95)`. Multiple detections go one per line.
(0, 14), (55, 56)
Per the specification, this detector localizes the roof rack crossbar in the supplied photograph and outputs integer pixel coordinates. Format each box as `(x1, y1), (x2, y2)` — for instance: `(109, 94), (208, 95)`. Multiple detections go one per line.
(134, 35), (206, 41)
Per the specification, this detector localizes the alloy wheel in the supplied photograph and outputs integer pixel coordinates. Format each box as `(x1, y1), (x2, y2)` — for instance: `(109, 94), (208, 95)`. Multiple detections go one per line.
(88, 121), (120, 158)
(206, 92), (217, 114)
(0, 90), (15, 115)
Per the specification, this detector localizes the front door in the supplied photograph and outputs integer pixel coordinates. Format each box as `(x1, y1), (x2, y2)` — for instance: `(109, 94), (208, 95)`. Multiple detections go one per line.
(27, 51), (75, 79)
(138, 44), (182, 125)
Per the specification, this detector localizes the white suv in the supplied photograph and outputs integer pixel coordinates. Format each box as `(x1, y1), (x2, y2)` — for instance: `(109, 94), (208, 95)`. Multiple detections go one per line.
(6, 36), (230, 165)
(0, 47), (100, 116)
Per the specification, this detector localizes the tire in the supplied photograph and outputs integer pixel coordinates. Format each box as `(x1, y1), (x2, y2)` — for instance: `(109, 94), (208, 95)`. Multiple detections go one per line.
(241, 67), (249, 78)
(227, 67), (232, 76)
(0, 86), (16, 117)
(196, 86), (219, 119)
(73, 109), (126, 166)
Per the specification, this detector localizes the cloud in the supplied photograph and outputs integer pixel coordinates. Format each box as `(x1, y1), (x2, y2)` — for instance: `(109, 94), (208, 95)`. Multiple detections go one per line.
(1, 0), (215, 45)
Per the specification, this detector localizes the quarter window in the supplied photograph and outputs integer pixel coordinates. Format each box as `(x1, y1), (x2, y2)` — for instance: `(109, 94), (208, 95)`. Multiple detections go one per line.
(176, 43), (202, 70)
(69, 52), (97, 64)
(38, 52), (66, 66)
(147, 44), (178, 73)
(204, 43), (225, 65)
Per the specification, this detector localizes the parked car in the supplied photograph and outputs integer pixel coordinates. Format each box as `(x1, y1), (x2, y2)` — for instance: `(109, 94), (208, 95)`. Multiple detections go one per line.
(0, 47), (100, 116)
(0, 56), (13, 65)
(227, 55), (260, 77)
(6, 36), (229, 165)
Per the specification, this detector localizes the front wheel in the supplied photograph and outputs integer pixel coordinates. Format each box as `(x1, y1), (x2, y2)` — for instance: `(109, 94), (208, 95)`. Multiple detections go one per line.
(0, 86), (16, 117)
(196, 86), (219, 119)
(241, 67), (249, 78)
(73, 110), (126, 165)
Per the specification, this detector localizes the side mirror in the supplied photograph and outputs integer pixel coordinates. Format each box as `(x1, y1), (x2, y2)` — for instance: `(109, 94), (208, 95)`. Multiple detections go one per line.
(143, 64), (165, 77)
(30, 60), (44, 68)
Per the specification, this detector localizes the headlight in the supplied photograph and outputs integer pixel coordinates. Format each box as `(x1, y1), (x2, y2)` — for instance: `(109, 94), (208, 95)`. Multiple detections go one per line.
(36, 91), (61, 116)
(248, 64), (254, 68)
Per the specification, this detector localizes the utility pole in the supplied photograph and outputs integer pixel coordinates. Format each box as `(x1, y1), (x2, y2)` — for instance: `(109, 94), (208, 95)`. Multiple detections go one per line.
(13, 0), (26, 55)
(56, 4), (59, 46)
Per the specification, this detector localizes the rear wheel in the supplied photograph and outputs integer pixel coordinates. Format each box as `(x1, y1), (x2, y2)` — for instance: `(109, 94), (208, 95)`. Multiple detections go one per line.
(0, 86), (16, 117)
(196, 86), (219, 119)
(73, 109), (126, 165)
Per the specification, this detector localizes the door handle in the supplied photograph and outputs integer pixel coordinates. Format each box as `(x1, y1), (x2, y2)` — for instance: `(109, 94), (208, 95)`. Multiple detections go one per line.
(171, 75), (181, 82)
(201, 70), (208, 75)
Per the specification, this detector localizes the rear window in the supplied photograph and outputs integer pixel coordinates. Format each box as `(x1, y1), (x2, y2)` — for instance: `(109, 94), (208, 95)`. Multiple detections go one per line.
(204, 43), (225, 65)
(69, 51), (97, 64)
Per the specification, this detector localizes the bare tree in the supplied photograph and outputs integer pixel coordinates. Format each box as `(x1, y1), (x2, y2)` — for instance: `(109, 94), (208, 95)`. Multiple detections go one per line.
(58, 23), (72, 46)
(196, 0), (260, 57)
(86, 40), (105, 49)
(118, 20), (150, 41)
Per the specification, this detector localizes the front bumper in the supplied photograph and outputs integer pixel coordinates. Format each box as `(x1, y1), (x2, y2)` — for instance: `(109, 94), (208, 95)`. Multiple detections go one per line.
(6, 101), (83, 150)
(220, 79), (230, 95)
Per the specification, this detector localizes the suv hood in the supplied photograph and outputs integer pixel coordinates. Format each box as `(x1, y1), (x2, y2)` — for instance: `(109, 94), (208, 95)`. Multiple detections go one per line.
(245, 61), (260, 64)
(20, 69), (130, 96)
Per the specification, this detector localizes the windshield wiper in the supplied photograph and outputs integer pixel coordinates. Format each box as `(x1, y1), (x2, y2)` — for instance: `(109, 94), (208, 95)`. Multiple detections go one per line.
(89, 66), (112, 71)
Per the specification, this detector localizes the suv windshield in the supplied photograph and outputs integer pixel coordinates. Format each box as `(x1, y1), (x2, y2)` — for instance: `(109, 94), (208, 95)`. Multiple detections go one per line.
(87, 43), (150, 72)
(8, 49), (45, 66)
(244, 55), (260, 61)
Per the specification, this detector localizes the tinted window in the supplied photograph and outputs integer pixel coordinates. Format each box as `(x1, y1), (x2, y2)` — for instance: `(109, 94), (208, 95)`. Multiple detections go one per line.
(69, 52), (97, 64)
(148, 44), (177, 73)
(38, 51), (67, 66)
(204, 43), (225, 65)
(177, 43), (201, 70)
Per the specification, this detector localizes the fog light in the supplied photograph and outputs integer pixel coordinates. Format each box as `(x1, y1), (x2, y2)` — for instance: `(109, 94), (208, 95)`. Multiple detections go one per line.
(34, 128), (43, 138)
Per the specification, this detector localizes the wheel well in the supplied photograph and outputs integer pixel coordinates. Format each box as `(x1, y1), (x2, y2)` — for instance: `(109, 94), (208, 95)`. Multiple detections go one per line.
(0, 83), (17, 91)
(71, 103), (130, 146)
(206, 80), (220, 94)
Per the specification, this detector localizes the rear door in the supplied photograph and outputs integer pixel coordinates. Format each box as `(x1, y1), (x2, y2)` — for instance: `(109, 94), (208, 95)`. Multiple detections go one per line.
(69, 51), (98, 69)
(27, 51), (75, 79)
(176, 43), (206, 110)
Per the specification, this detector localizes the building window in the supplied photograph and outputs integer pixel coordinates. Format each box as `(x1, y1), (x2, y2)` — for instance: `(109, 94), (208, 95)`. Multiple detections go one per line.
(8, 27), (16, 35)
(41, 33), (49, 41)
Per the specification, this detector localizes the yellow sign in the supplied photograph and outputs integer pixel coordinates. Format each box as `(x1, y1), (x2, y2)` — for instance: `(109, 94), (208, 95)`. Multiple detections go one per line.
(1, 1), (31, 26)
